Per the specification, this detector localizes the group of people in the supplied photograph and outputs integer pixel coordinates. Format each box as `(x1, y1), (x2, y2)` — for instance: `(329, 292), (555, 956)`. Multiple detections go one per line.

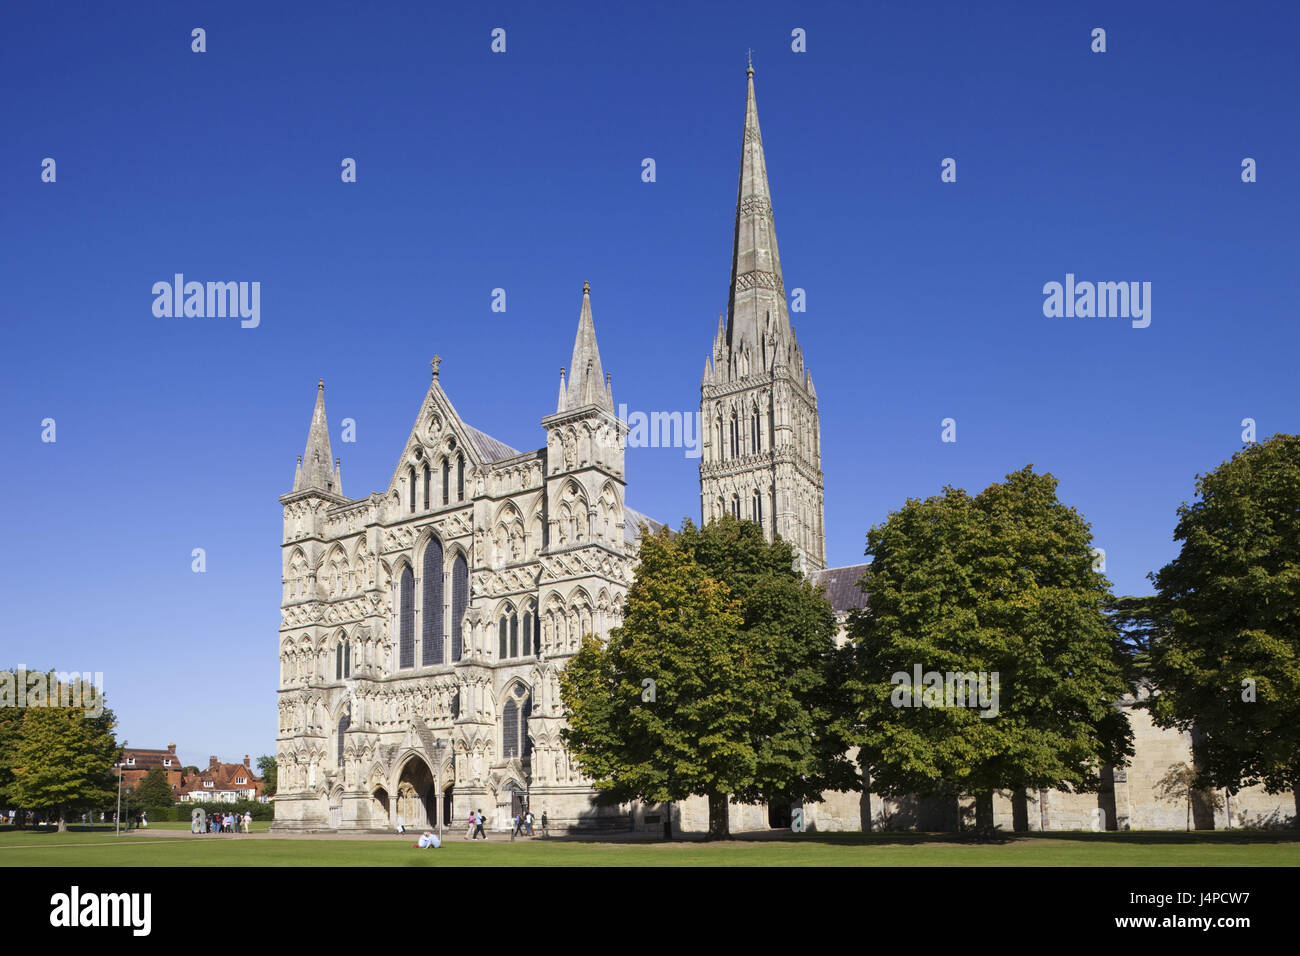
(202, 811), (253, 834)
(458, 808), (547, 840)
(406, 807), (553, 847)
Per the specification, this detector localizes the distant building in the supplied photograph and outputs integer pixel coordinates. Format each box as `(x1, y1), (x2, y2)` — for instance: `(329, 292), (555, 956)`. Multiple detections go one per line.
(119, 743), (183, 795)
(178, 755), (266, 803)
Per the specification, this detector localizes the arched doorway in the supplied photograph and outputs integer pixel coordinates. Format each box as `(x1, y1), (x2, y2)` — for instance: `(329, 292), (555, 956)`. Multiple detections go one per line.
(443, 785), (454, 827)
(396, 758), (434, 829)
(372, 787), (390, 827)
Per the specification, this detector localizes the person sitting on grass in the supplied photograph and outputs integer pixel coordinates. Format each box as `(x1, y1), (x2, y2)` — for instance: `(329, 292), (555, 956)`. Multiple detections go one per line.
(415, 831), (441, 849)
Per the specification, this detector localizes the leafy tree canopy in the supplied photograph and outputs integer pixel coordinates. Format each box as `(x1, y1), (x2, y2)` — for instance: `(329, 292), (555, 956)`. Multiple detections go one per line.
(848, 466), (1133, 828)
(1147, 434), (1300, 812)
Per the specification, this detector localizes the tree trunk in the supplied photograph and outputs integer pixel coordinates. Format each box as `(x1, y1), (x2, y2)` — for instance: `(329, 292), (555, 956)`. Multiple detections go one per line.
(974, 791), (995, 832)
(707, 793), (729, 840)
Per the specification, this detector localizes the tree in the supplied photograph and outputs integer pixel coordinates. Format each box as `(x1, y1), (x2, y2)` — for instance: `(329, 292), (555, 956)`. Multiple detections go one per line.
(0, 703), (22, 809)
(1154, 762), (1223, 832)
(256, 755), (277, 796)
(133, 766), (175, 811)
(1147, 434), (1300, 817)
(562, 519), (856, 838)
(848, 466), (1133, 831)
(674, 516), (857, 808)
(9, 691), (119, 832)
(562, 526), (751, 838)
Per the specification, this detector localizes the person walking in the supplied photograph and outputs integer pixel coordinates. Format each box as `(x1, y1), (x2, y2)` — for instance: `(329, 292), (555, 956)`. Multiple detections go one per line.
(525, 810), (534, 836)
(512, 812), (525, 840)
(244, 811), (253, 833)
(540, 811), (549, 838)
(472, 809), (486, 840)
(465, 811), (475, 840)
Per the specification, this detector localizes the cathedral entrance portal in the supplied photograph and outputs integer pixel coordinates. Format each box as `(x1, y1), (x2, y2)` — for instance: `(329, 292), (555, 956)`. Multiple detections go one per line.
(443, 786), (454, 827)
(396, 758), (434, 829)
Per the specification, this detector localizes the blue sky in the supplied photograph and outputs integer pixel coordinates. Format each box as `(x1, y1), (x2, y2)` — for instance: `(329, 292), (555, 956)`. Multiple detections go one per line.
(2, 1), (1297, 766)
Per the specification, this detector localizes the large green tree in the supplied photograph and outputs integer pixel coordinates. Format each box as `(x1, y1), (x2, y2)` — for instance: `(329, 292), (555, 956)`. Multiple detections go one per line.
(561, 518), (853, 838)
(256, 755), (277, 796)
(1146, 434), (1300, 817)
(674, 517), (857, 806)
(133, 766), (175, 811)
(848, 466), (1133, 830)
(9, 692), (119, 832)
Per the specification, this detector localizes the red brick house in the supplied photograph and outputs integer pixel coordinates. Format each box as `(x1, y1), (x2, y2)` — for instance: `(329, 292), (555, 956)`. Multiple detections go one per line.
(118, 743), (184, 795)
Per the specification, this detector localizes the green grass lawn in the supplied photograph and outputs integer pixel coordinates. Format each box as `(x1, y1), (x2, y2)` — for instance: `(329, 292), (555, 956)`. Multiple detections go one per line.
(2, 827), (1297, 866)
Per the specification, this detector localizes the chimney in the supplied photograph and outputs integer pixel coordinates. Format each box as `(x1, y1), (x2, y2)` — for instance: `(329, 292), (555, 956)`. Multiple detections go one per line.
(209, 755), (219, 769)
(167, 743), (176, 754)
(243, 755), (250, 768)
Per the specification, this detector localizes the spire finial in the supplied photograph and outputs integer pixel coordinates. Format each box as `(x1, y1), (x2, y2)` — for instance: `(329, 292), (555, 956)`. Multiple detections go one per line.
(746, 48), (754, 75)
(430, 355), (441, 379)
(318, 379), (324, 391)
(582, 280), (590, 295)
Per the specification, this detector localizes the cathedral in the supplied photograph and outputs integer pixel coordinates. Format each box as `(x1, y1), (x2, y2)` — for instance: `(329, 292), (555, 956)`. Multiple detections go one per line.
(273, 66), (1294, 834)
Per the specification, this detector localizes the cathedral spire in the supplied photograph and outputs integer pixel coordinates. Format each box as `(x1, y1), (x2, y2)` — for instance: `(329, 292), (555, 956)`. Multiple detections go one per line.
(294, 379), (341, 494)
(726, 61), (790, 359)
(560, 281), (612, 413)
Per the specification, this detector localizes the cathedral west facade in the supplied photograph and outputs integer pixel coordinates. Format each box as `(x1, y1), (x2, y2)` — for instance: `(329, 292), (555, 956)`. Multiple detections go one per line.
(273, 66), (1294, 835)
(273, 281), (661, 831)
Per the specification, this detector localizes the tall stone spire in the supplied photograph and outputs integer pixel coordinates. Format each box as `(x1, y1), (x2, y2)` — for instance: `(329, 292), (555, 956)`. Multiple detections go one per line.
(699, 64), (825, 572)
(726, 61), (790, 357)
(294, 379), (341, 494)
(558, 282), (613, 413)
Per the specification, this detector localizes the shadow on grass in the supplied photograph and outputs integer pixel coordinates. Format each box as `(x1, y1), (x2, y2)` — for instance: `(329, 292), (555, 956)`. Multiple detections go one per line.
(539, 827), (1300, 848)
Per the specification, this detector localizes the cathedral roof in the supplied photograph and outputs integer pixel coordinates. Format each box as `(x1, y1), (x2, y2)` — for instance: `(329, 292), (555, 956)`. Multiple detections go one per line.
(623, 506), (665, 544)
(810, 564), (869, 614)
(462, 423), (521, 463)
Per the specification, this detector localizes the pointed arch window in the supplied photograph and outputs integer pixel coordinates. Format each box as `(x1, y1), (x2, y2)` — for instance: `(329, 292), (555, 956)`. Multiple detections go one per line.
(751, 406), (762, 453)
(408, 467), (416, 513)
(451, 554), (467, 662)
(502, 698), (519, 758)
(499, 615), (509, 659)
(337, 707), (350, 768)
(502, 684), (532, 759)
(522, 604), (535, 657)
(422, 464), (430, 510)
(422, 537), (444, 666)
(442, 459), (450, 506)
(457, 455), (465, 501)
(753, 490), (763, 526)
(335, 636), (351, 681)
(729, 412), (740, 458)
(510, 613), (519, 658)
(731, 494), (741, 519)
(398, 566), (415, 669)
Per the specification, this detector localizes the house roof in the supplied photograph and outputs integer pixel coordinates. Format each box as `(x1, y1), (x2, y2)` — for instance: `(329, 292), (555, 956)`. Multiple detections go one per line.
(810, 564), (869, 614)
(177, 761), (263, 795)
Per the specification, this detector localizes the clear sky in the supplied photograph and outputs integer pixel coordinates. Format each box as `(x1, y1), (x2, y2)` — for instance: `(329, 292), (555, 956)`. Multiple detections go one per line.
(2, 1), (1297, 767)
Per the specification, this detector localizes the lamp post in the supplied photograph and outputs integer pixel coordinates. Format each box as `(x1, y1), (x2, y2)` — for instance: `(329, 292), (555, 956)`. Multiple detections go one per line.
(115, 762), (122, 836)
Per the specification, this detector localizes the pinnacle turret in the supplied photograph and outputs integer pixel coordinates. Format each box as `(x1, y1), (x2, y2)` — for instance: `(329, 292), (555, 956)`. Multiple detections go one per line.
(557, 282), (613, 413)
(293, 380), (341, 495)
